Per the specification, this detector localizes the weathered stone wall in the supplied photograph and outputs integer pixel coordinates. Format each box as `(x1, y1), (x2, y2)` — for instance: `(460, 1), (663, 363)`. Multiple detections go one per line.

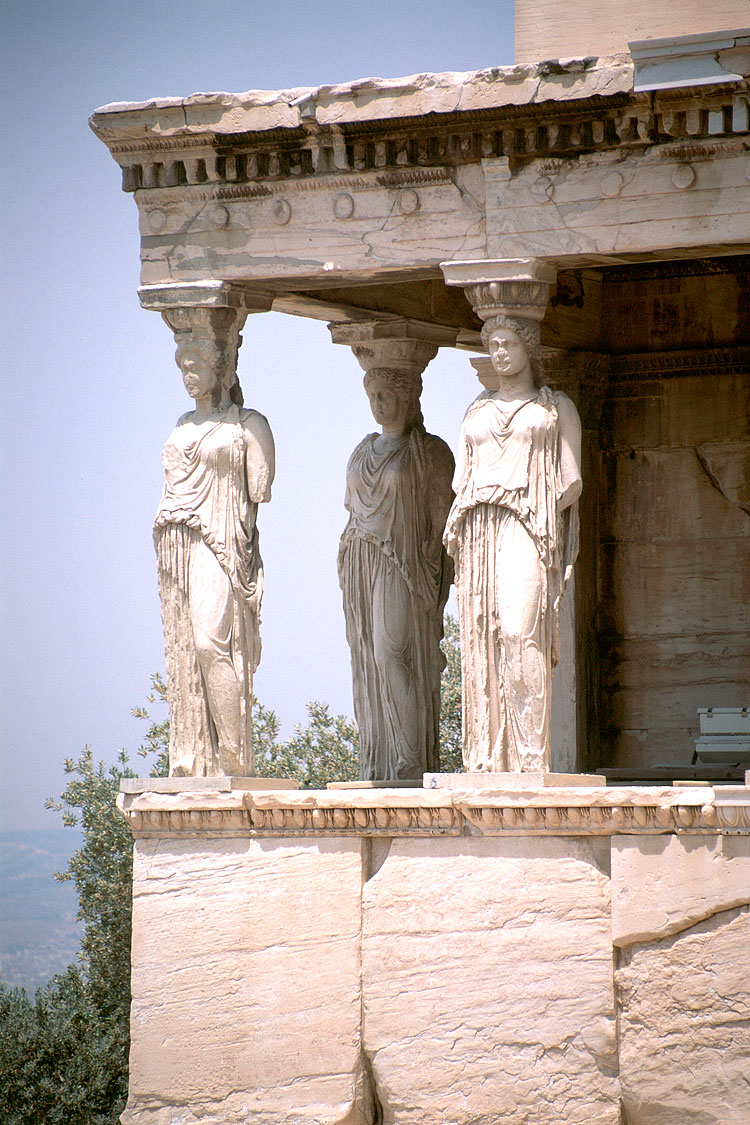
(546, 262), (750, 774)
(598, 345), (750, 770)
(118, 785), (750, 1125)
(515, 0), (750, 63)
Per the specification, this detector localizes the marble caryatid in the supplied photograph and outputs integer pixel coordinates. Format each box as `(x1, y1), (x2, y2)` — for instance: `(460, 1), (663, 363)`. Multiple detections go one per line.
(339, 354), (454, 781)
(444, 314), (582, 772)
(154, 306), (275, 777)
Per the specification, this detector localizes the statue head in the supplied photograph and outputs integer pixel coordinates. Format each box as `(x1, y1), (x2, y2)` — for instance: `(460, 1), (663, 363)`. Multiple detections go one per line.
(363, 368), (424, 433)
(163, 306), (245, 407)
(481, 314), (543, 386)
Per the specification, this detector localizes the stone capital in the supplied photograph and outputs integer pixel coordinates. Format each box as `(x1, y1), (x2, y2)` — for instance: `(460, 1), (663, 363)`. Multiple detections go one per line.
(440, 258), (557, 324)
(138, 280), (275, 315)
(139, 282), (274, 401)
(328, 317), (457, 377)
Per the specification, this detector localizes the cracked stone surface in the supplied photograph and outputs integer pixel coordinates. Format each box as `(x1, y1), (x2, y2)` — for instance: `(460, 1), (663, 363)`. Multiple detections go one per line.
(612, 834), (750, 946)
(122, 836), (366, 1125)
(618, 905), (750, 1125)
(361, 836), (619, 1125)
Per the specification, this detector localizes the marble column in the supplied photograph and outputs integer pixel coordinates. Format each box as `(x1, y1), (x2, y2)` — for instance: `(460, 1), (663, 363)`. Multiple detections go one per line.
(329, 319), (457, 781)
(439, 259), (583, 774)
(139, 282), (276, 778)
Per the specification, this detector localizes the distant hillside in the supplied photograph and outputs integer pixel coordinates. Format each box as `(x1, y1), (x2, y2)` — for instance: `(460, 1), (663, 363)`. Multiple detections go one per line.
(0, 829), (83, 994)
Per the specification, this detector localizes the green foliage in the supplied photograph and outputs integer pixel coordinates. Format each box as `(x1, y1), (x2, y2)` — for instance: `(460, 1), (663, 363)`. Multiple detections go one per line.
(439, 613), (464, 772)
(0, 680), (170, 1125)
(256, 700), (360, 788)
(0, 968), (126, 1125)
(132, 671), (170, 778)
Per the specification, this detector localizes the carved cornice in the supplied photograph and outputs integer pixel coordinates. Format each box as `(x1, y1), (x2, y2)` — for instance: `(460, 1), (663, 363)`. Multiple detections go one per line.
(109, 85), (749, 194)
(117, 787), (750, 838)
(602, 255), (750, 283)
(610, 346), (750, 381)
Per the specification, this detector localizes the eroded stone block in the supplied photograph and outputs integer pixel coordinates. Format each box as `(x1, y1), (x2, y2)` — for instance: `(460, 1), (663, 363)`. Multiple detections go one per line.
(123, 836), (366, 1125)
(361, 836), (618, 1125)
(618, 906), (750, 1125)
(612, 833), (750, 946)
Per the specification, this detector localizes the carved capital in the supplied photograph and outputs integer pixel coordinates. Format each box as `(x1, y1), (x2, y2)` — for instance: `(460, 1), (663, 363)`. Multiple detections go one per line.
(139, 282), (273, 404)
(328, 317), (456, 377)
(138, 280), (274, 315)
(441, 258), (557, 323)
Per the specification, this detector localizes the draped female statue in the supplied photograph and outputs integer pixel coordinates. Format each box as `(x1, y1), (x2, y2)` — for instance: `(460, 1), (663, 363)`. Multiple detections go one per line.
(339, 368), (454, 780)
(155, 308), (275, 777)
(443, 315), (581, 773)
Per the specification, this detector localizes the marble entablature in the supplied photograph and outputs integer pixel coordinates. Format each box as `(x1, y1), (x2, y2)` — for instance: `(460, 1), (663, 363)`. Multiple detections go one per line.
(90, 56), (750, 294)
(118, 782), (750, 838)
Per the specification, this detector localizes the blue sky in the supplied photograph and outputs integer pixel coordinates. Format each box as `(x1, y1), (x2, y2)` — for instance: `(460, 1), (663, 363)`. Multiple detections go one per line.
(1, 0), (515, 830)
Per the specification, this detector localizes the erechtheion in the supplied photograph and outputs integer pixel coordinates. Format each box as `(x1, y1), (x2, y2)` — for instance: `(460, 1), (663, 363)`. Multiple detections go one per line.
(93, 1), (749, 1121)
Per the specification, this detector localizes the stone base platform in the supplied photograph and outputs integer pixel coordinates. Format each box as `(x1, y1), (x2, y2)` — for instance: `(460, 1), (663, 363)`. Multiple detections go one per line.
(119, 776), (299, 793)
(117, 781), (750, 1125)
(424, 770), (605, 789)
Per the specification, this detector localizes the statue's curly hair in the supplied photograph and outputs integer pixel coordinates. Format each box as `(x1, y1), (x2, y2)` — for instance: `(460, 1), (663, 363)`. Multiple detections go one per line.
(481, 315), (543, 386)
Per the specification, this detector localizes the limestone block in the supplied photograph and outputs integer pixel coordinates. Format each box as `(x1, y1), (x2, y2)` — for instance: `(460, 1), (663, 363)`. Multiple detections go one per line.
(612, 834), (750, 945)
(618, 906), (750, 1125)
(361, 836), (618, 1125)
(138, 165), (486, 285)
(603, 375), (750, 453)
(123, 836), (366, 1125)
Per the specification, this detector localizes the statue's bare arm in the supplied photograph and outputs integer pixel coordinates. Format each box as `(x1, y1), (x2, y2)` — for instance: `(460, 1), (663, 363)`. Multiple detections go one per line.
(242, 410), (276, 503)
(556, 393), (583, 510)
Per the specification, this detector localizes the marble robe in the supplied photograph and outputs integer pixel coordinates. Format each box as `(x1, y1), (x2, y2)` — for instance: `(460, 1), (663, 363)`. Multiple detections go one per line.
(444, 386), (581, 772)
(154, 404), (274, 776)
(339, 430), (454, 780)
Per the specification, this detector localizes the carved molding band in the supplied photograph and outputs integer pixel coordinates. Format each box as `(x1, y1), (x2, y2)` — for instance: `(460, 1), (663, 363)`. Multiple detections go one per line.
(112, 88), (750, 194)
(117, 788), (750, 838)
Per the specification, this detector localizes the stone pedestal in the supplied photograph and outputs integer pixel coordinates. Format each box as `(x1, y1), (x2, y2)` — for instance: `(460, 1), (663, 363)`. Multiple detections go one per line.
(424, 771), (604, 789)
(117, 782), (750, 1125)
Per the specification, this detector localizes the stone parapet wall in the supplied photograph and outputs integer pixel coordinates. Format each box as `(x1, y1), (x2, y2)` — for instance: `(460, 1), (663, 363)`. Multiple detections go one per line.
(118, 783), (750, 1125)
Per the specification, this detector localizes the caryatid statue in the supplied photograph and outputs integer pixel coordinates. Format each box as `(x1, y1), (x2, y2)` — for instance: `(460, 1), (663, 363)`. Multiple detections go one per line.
(332, 324), (455, 781)
(441, 261), (582, 773)
(152, 300), (275, 777)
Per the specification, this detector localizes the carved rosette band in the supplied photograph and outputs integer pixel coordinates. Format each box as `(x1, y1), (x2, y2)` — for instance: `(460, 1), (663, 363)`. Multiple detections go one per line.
(117, 790), (750, 838)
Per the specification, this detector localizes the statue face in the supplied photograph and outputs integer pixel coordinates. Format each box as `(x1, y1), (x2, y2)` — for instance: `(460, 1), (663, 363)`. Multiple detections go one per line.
(366, 378), (408, 430)
(488, 328), (528, 378)
(176, 340), (221, 400)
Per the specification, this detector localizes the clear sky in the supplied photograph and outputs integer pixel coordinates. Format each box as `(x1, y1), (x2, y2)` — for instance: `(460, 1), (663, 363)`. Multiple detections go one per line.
(1, 0), (515, 830)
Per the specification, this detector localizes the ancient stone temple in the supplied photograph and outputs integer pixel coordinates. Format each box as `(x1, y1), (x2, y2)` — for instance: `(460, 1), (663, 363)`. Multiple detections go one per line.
(93, 1), (749, 1122)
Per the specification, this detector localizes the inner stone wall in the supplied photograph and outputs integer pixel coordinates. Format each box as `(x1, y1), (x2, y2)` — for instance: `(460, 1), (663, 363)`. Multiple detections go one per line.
(547, 261), (749, 773)
(599, 348), (750, 770)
